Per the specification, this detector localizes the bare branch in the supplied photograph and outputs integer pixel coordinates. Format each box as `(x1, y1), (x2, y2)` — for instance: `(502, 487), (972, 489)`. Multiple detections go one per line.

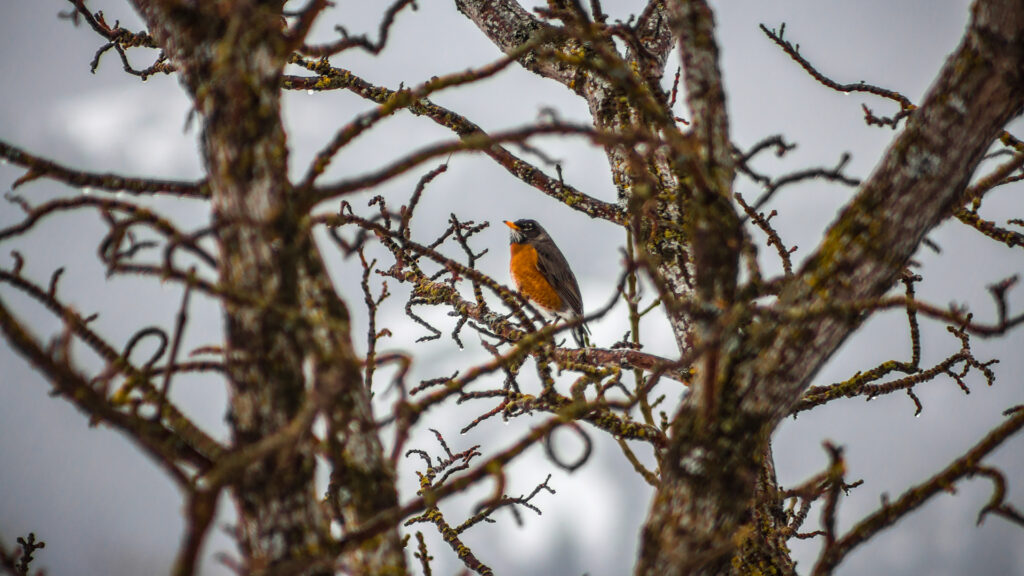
(284, 59), (625, 222)
(0, 533), (45, 576)
(0, 140), (206, 198)
(0, 293), (217, 484)
(812, 407), (1024, 575)
(300, 0), (417, 57)
(759, 23), (913, 119)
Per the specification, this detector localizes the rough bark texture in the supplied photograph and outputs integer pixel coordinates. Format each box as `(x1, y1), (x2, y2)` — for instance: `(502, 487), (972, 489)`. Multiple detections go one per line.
(637, 1), (1024, 575)
(456, 1), (1024, 575)
(127, 2), (406, 573)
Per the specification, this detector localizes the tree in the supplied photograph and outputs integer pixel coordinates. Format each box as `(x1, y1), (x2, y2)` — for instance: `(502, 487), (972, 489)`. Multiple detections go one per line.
(1, 1), (1022, 575)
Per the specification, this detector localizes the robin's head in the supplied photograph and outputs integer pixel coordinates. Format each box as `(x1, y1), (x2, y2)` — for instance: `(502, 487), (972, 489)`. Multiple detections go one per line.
(504, 219), (548, 244)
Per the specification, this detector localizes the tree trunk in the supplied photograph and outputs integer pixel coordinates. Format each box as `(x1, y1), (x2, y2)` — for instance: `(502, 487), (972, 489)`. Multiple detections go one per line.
(636, 1), (1024, 575)
(128, 2), (407, 573)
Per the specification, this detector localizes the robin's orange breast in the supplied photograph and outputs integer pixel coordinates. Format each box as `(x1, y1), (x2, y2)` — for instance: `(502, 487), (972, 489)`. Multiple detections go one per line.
(509, 243), (563, 312)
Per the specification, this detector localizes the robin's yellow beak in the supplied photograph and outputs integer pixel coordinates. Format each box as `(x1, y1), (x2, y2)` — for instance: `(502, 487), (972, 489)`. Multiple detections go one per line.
(504, 220), (520, 230)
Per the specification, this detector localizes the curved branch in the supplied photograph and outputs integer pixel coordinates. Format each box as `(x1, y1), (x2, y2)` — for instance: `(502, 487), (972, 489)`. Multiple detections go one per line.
(298, 0), (416, 57)
(0, 294), (215, 484)
(812, 407), (1024, 575)
(0, 269), (224, 463)
(759, 23), (913, 111)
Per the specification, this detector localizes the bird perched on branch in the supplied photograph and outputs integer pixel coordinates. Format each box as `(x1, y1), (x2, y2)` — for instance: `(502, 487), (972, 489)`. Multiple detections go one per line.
(504, 219), (590, 347)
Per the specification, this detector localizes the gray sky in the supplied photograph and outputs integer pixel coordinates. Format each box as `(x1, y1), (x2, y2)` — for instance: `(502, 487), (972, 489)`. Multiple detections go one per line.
(1, 1), (1022, 575)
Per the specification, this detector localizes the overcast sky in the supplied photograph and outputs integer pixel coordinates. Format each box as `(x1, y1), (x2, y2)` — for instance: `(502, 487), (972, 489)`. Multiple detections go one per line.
(1, 1), (1022, 575)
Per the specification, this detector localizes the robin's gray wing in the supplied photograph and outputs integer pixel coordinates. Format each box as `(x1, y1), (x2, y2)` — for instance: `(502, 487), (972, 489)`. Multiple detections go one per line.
(534, 239), (584, 316)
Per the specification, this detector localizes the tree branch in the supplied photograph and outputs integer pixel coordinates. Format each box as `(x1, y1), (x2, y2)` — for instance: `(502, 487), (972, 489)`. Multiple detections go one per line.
(283, 61), (624, 222)
(747, 0), (1024, 421)
(813, 407), (1024, 575)
(0, 140), (206, 198)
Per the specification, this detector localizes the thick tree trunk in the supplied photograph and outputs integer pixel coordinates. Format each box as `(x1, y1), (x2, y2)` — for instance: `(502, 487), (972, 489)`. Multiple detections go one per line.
(128, 2), (407, 573)
(636, 1), (1024, 575)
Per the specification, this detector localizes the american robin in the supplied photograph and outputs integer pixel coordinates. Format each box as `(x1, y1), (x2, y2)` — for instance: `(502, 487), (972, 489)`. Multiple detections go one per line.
(504, 219), (590, 347)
